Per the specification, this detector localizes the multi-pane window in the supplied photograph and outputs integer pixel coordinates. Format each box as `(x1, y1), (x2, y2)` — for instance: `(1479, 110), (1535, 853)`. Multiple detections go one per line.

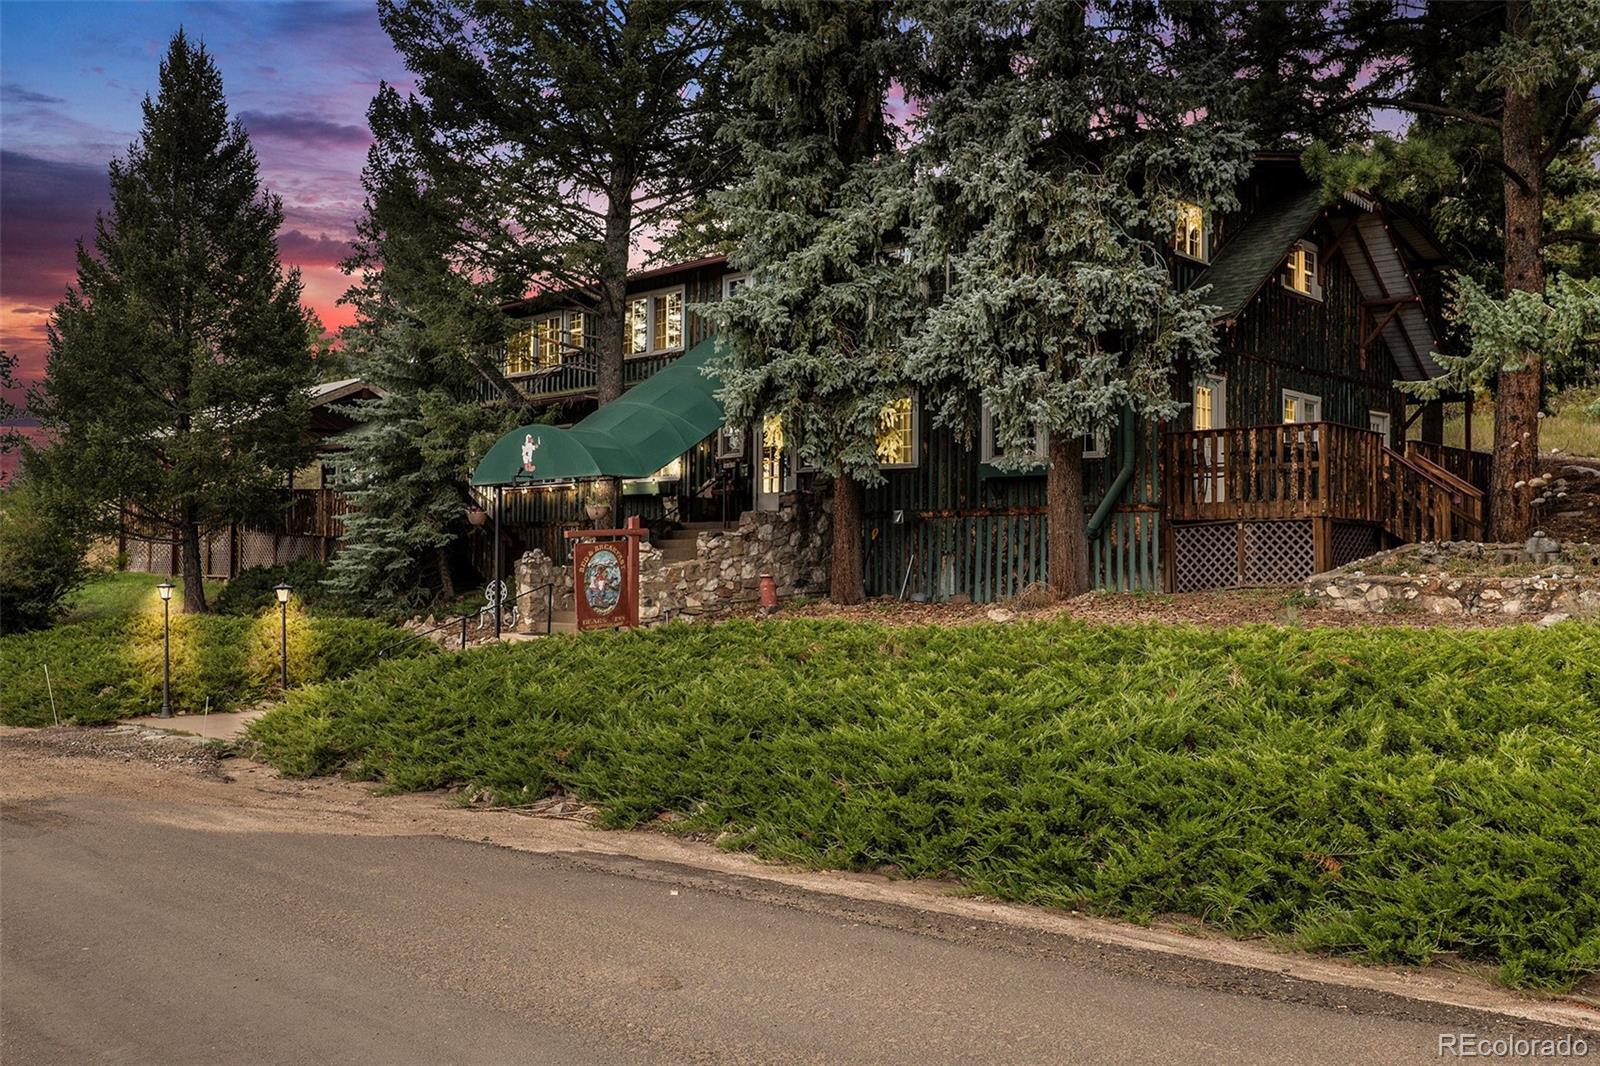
(1173, 201), (1208, 262)
(759, 414), (788, 496)
(875, 395), (918, 467)
(625, 288), (685, 356)
(1282, 389), (1322, 424)
(980, 403), (1045, 464)
(568, 311), (585, 352)
(653, 292), (683, 351)
(1368, 410), (1392, 441)
(504, 326), (534, 376)
(627, 298), (649, 355)
(723, 273), (750, 298)
(1193, 375), (1225, 431)
(535, 316), (561, 368)
(1282, 240), (1321, 299)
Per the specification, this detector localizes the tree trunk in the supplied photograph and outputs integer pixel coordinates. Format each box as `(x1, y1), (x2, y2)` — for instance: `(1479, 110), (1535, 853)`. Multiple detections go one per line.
(1488, 1), (1545, 542)
(1046, 433), (1090, 598)
(434, 545), (455, 602)
(829, 472), (865, 605)
(179, 504), (207, 614)
(591, 174), (634, 521)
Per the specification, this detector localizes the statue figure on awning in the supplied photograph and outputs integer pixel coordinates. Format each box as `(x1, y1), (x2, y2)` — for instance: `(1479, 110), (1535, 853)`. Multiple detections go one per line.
(521, 433), (539, 473)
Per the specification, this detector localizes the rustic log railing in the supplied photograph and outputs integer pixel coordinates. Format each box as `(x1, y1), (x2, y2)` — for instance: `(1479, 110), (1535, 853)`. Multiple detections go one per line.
(1403, 440), (1492, 496)
(1162, 422), (1384, 523)
(284, 488), (348, 539)
(1163, 422), (1484, 547)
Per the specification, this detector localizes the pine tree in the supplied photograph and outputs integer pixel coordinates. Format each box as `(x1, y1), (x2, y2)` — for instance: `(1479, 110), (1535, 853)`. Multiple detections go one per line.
(325, 108), (520, 608)
(904, 0), (1252, 596)
(1311, 0), (1600, 539)
(702, 1), (916, 604)
(375, 0), (733, 512)
(37, 31), (317, 613)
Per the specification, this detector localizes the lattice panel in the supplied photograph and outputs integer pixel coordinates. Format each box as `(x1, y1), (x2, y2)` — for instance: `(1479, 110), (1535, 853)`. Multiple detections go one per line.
(1242, 521), (1314, 585)
(238, 529), (278, 572)
(1332, 523), (1380, 570)
(1174, 523), (1236, 592)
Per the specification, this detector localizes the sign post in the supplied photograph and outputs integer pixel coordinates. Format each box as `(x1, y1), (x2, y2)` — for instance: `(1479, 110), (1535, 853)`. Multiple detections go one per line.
(565, 515), (648, 631)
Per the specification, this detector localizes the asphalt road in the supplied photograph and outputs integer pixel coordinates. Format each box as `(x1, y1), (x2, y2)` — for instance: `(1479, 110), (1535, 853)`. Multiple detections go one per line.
(2, 792), (1477, 1066)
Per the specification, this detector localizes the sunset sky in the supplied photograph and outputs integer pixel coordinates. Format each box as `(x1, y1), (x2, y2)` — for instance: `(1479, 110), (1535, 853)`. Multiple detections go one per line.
(1, 0), (413, 441)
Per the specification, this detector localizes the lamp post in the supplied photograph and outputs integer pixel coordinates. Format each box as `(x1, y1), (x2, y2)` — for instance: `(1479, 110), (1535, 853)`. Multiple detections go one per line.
(156, 582), (174, 718)
(274, 583), (291, 691)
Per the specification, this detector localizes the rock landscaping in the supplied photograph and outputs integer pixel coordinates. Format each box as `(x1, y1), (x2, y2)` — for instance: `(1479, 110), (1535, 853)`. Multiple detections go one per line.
(1305, 535), (1600, 622)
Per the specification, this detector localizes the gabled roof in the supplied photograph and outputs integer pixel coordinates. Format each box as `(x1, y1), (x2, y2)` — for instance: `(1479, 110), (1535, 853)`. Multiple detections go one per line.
(1191, 184), (1326, 322)
(309, 377), (384, 406)
(1334, 213), (1445, 381)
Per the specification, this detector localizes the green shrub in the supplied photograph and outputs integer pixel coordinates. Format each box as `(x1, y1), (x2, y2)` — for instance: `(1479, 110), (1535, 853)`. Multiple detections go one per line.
(0, 477), (92, 633)
(251, 618), (1600, 990)
(214, 558), (346, 616)
(0, 610), (433, 725)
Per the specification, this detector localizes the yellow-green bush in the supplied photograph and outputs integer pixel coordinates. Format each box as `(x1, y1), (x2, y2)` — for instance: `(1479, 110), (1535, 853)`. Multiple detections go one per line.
(1, 610), (431, 725)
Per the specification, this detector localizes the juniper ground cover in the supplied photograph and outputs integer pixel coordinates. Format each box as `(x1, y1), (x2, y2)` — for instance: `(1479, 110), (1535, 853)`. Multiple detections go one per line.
(248, 618), (1599, 989)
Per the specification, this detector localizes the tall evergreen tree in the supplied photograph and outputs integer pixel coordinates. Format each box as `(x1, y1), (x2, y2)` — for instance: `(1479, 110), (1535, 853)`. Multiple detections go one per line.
(703, 1), (915, 604)
(375, 0), (733, 512)
(37, 31), (317, 613)
(904, 0), (1251, 596)
(1312, 0), (1600, 539)
(325, 118), (518, 607)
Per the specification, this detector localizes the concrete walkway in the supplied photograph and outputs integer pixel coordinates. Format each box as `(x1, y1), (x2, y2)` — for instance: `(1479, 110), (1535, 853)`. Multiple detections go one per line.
(124, 706), (266, 740)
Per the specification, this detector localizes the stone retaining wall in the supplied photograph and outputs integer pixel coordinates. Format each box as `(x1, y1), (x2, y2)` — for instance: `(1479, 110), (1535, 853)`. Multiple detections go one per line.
(514, 490), (830, 628)
(1304, 540), (1600, 622)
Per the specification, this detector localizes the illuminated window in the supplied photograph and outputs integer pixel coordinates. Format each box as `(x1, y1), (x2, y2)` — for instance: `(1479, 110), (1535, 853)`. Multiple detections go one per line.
(1174, 201), (1208, 262)
(875, 395), (918, 468)
(626, 287), (686, 357)
(1193, 375), (1225, 431)
(759, 415), (787, 496)
(1282, 240), (1321, 299)
(626, 298), (649, 355)
(653, 292), (683, 351)
(567, 311), (586, 352)
(1282, 389), (1322, 424)
(535, 316), (561, 368)
(504, 326), (534, 376)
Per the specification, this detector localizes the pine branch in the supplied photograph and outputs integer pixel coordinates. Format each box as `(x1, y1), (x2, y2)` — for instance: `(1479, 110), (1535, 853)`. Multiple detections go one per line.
(1368, 98), (1503, 130)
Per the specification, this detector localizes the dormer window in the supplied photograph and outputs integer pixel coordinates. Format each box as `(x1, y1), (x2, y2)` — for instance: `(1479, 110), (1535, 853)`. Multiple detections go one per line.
(1282, 240), (1322, 300)
(1173, 201), (1209, 262)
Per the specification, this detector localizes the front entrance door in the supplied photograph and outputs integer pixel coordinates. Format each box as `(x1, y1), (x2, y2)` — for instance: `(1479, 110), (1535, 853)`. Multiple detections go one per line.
(1193, 375), (1227, 503)
(755, 414), (794, 511)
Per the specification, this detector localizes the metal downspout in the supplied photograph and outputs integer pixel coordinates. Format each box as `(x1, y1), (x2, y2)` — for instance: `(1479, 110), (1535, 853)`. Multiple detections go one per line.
(1086, 405), (1136, 540)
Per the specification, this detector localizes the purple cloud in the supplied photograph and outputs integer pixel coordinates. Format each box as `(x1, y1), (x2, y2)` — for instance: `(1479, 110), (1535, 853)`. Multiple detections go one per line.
(1, 83), (65, 105)
(238, 110), (371, 150)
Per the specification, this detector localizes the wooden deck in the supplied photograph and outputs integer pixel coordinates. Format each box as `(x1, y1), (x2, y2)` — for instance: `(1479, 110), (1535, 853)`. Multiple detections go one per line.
(1161, 423), (1489, 585)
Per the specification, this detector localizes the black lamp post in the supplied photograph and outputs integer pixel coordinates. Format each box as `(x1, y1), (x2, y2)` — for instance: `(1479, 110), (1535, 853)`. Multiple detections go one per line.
(157, 582), (174, 717)
(274, 583), (291, 690)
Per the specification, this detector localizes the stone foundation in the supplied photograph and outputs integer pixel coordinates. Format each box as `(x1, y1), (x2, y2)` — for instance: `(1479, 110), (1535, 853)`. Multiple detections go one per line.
(514, 490), (830, 628)
(1304, 539), (1600, 621)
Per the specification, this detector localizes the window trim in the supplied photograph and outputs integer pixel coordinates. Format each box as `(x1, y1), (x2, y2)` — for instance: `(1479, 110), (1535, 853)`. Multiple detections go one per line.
(875, 393), (920, 470)
(1281, 239), (1323, 301)
(1192, 373), (1227, 431)
(1368, 409), (1392, 441)
(625, 284), (687, 359)
(1282, 388), (1323, 424)
(722, 272), (750, 299)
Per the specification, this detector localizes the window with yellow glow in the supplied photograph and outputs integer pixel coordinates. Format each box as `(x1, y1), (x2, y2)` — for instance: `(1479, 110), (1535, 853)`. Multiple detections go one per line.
(567, 311), (585, 352)
(652, 292), (683, 351)
(875, 396), (917, 467)
(760, 415), (787, 495)
(1282, 240), (1320, 299)
(1173, 201), (1208, 261)
(504, 326), (534, 376)
(535, 316), (561, 367)
(626, 298), (649, 355)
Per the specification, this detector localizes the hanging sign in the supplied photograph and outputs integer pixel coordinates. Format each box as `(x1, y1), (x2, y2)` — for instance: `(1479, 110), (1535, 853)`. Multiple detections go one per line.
(566, 516), (646, 631)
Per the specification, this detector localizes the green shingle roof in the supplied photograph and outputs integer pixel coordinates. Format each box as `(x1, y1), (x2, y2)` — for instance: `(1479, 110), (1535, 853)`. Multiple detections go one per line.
(1191, 185), (1327, 321)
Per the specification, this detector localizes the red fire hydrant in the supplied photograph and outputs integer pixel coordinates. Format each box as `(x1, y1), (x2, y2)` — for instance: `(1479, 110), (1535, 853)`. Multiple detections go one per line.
(758, 573), (778, 609)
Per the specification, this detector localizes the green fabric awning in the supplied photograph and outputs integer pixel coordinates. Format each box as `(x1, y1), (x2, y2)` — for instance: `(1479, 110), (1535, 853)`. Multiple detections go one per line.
(471, 337), (724, 486)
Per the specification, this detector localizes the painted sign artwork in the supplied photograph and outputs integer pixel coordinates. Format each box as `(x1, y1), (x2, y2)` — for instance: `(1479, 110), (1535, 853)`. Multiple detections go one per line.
(582, 547), (623, 616)
(572, 538), (639, 630)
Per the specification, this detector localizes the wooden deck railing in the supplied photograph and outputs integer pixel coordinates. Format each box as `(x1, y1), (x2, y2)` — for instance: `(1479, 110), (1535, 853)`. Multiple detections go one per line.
(284, 488), (347, 539)
(1163, 423), (1486, 543)
(1404, 440), (1492, 496)
(1162, 422), (1384, 523)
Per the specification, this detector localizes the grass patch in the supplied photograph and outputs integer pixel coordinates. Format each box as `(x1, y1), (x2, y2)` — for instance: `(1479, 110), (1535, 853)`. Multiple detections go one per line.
(248, 618), (1600, 991)
(62, 571), (226, 623)
(1, 609), (433, 725)
(1414, 384), (1600, 458)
